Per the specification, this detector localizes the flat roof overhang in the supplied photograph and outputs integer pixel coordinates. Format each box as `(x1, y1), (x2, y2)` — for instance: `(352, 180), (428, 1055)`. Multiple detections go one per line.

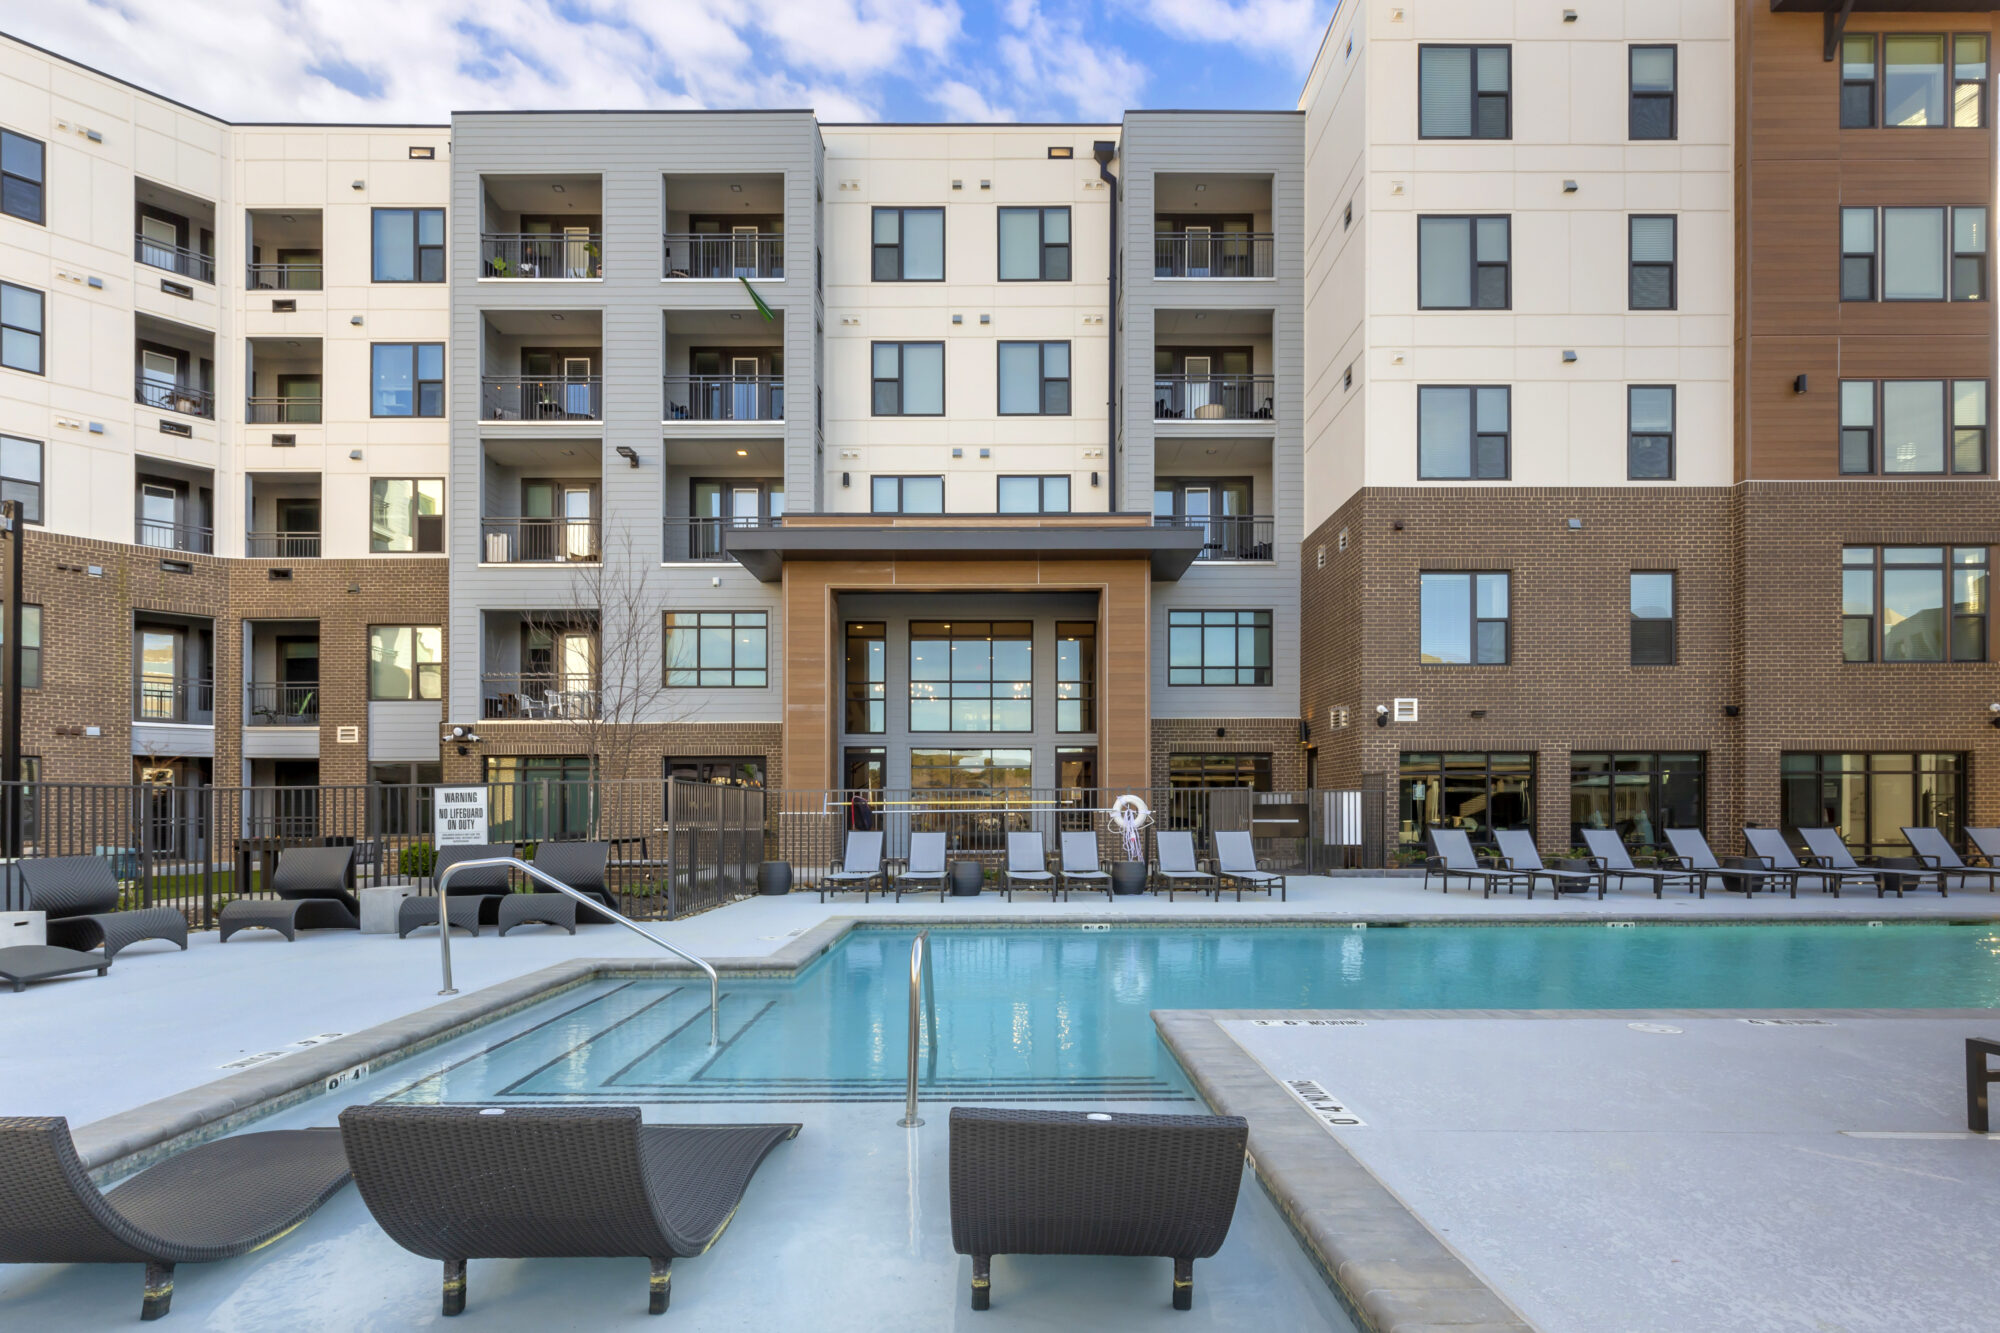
(722, 521), (1207, 582)
(1771, 1), (2000, 11)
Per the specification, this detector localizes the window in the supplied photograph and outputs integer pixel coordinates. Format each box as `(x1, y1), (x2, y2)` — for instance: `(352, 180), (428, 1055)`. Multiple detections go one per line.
(1630, 45), (1676, 139)
(1, 282), (42, 374)
(1398, 752), (1533, 847)
(1169, 753), (1272, 791)
(367, 626), (442, 700)
(1629, 216), (1676, 309)
(1056, 621), (1095, 732)
(997, 475), (1071, 513)
(998, 207), (1070, 281)
(1630, 572), (1675, 665)
(1955, 35), (1990, 128)
(1848, 35), (1989, 129)
(0, 603), (41, 689)
(371, 343), (444, 416)
(1419, 45), (1510, 139)
(0, 434), (41, 522)
(845, 622), (886, 734)
(1, 130), (43, 225)
(663, 611), (768, 688)
(1954, 207), (1987, 300)
(997, 341), (1071, 415)
(871, 475), (944, 513)
(372, 208), (444, 282)
(872, 341), (944, 415)
(1420, 572), (1509, 665)
(1417, 216), (1509, 309)
(368, 763), (443, 837)
(1780, 752), (1964, 859)
(665, 756), (766, 788)
(1417, 385), (1510, 479)
(1843, 206), (1985, 302)
(1842, 35), (1878, 127)
(1840, 208), (1876, 300)
(1628, 386), (1675, 480)
(1843, 545), (1987, 663)
(1570, 753), (1703, 850)
(1056, 747), (1097, 797)
(485, 756), (594, 843)
(909, 621), (1031, 732)
(369, 479), (444, 552)
(872, 207), (944, 281)
(1886, 34), (1948, 127)
(1837, 379), (1988, 475)
(1886, 207), (1945, 299)
(1167, 609), (1272, 686)
(911, 749), (1032, 794)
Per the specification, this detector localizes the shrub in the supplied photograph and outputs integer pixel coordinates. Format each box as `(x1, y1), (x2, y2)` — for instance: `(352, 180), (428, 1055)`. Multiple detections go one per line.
(399, 841), (437, 878)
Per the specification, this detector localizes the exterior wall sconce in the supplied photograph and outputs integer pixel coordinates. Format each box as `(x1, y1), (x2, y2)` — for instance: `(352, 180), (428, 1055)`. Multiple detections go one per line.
(1090, 471), (1100, 487)
(615, 445), (640, 467)
(842, 472), (851, 488)
(1562, 350), (1578, 363)
(1562, 180), (1578, 193)
(1794, 374), (1809, 394)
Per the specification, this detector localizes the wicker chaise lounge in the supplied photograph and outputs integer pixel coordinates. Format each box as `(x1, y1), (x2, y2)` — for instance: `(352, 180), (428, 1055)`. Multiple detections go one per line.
(529, 839), (617, 924)
(218, 844), (358, 942)
(398, 843), (513, 937)
(0, 1115), (351, 1319)
(19, 856), (188, 962)
(338, 1104), (799, 1317)
(948, 1106), (1248, 1312)
(0, 945), (109, 991)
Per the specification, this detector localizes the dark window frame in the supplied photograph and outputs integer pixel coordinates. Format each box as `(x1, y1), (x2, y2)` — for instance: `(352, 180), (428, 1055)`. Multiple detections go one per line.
(0, 281), (44, 376)
(1417, 43), (1512, 140)
(1842, 545), (1989, 664)
(1843, 32), (1989, 130)
(369, 478), (445, 553)
(1953, 205), (1989, 301)
(1628, 214), (1677, 310)
(0, 601), (43, 689)
(1416, 214), (1511, 310)
(1419, 571), (1511, 666)
(1840, 206), (1877, 301)
(996, 474), (1072, 513)
(1398, 750), (1535, 849)
(1629, 44), (1678, 140)
(366, 624), (443, 701)
(1627, 384), (1676, 480)
(1166, 608), (1273, 686)
(663, 610), (770, 688)
(0, 128), (45, 226)
(844, 621), (887, 734)
(871, 340), (945, 417)
(371, 207), (444, 283)
(872, 206), (945, 282)
(1569, 751), (1705, 850)
(0, 433), (42, 524)
(870, 475), (946, 514)
(1056, 620), (1096, 734)
(1630, 571), (1676, 666)
(1780, 751), (1967, 859)
(1841, 33), (1879, 128)
(1836, 378), (1988, 476)
(369, 342), (445, 418)
(908, 620), (1033, 733)
(996, 206), (1071, 281)
(996, 340), (1071, 416)
(663, 755), (767, 789)
(1417, 384), (1511, 480)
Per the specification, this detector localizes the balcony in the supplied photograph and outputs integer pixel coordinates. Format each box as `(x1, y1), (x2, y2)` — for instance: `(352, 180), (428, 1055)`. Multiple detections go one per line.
(247, 209), (324, 290)
(1153, 172), (1273, 280)
(480, 673), (600, 720)
(1153, 232), (1273, 279)
(247, 681), (319, 726)
(664, 514), (783, 562)
(136, 518), (214, 553)
(662, 232), (784, 279)
(480, 174), (602, 278)
(481, 611), (599, 721)
(134, 178), (216, 285)
(480, 309), (602, 422)
(481, 376), (602, 422)
(662, 172), (785, 279)
(1153, 514), (1275, 562)
(481, 232), (603, 279)
(135, 376), (214, 419)
(244, 396), (319, 424)
(135, 678), (214, 725)
(1153, 375), (1275, 421)
(664, 375), (784, 422)
(480, 516), (602, 564)
(246, 472), (320, 559)
(135, 235), (215, 284)
(245, 532), (320, 558)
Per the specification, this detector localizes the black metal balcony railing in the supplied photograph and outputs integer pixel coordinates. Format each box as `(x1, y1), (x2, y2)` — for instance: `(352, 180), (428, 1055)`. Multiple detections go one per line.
(662, 233), (784, 279)
(663, 375), (784, 422)
(136, 377), (215, 419)
(135, 678), (214, 725)
(480, 232), (603, 279)
(245, 531), (321, 558)
(664, 515), (782, 563)
(1153, 232), (1275, 279)
(246, 262), (323, 291)
(135, 234), (215, 283)
(1153, 375), (1276, 422)
(480, 376), (603, 422)
(1154, 514), (1277, 562)
(480, 516), (602, 564)
(246, 396), (322, 424)
(136, 518), (214, 554)
(481, 673), (600, 721)
(247, 680), (319, 726)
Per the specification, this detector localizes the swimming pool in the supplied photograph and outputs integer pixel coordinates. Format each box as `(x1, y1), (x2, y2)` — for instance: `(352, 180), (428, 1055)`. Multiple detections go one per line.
(389, 923), (2000, 1107)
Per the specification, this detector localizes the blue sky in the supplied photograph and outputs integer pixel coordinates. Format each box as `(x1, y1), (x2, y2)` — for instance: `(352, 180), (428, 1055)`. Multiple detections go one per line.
(11, 1), (1340, 125)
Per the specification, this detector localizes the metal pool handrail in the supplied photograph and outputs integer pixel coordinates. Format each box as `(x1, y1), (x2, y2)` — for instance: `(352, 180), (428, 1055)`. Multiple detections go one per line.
(433, 856), (719, 1046)
(899, 929), (935, 1128)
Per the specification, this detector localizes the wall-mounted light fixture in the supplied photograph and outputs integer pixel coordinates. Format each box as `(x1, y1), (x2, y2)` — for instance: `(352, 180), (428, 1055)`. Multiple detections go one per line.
(1090, 471), (1100, 487)
(842, 472), (851, 488)
(615, 445), (640, 468)
(1562, 179), (1579, 193)
(1562, 349), (1578, 363)
(1375, 704), (1390, 729)
(1793, 374), (1809, 395)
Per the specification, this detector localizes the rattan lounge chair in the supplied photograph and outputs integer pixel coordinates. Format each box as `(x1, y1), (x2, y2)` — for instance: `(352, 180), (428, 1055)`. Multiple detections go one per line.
(338, 1104), (798, 1317)
(0, 1115), (351, 1319)
(1152, 830), (1216, 901)
(0, 945), (109, 991)
(530, 839), (617, 923)
(1003, 832), (1058, 901)
(820, 830), (886, 902)
(399, 843), (512, 937)
(218, 844), (358, 942)
(1902, 826), (2000, 893)
(1493, 828), (1604, 899)
(1661, 829), (1793, 898)
(894, 832), (949, 901)
(1741, 827), (1878, 898)
(19, 856), (187, 962)
(1423, 829), (1527, 898)
(1797, 827), (1941, 898)
(1577, 828), (1701, 897)
(1058, 831), (1114, 901)
(1214, 831), (1286, 901)
(948, 1107), (1247, 1312)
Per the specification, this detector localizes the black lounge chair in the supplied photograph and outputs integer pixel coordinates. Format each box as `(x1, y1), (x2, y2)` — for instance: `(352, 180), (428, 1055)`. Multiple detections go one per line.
(894, 831), (948, 901)
(1214, 831), (1286, 901)
(0, 1115), (351, 1319)
(948, 1107), (1247, 1312)
(1903, 826), (2000, 893)
(399, 843), (512, 937)
(19, 856), (187, 962)
(338, 1104), (798, 1317)
(218, 844), (358, 942)
(1423, 828), (1527, 898)
(1577, 828), (1702, 897)
(1741, 827), (1879, 898)
(820, 830), (886, 902)
(1003, 832), (1058, 901)
(1662, 828), (1793, 898)
(1494, 828), (1603, 899)
(0, 945), (109, 991)
(1798, 827), (1941, 898)
(1152, 830), (1216, 901)
(529, 839), (617, 923)
(1058, 831), (1114, 901)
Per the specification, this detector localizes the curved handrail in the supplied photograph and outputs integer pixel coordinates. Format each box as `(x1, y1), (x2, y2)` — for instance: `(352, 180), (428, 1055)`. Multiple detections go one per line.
(899, 929), (932, 1127)
(433, 856), (719, 1046)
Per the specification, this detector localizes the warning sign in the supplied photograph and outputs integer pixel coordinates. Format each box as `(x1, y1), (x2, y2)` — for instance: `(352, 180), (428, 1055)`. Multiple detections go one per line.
(432, 787), (489, 846)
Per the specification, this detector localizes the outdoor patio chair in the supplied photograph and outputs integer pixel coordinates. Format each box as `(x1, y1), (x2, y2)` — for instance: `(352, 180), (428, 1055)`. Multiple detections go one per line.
(1214, 831), (1286, 901)
(530, 839), (617, 924)
(894, 832), (949, 901)
(1153, 830), (1216, 901)
(0, 945), (109, 991)
(398, 843), (513, 937)
(1577, 828), (1702, 898)
(1902, 826), (2000, 893)
(19, 856), (188, 962)
(1661, 828), (1793, 898)
(0, 1114), (352, 1319)
(1797, 827), (1941, 898)
(218, 844), (359, 942)
(1058, 831), (1114, 901)
(1966, 827), (2000, 867)
(1493, 828), (1604, 899)
(1422, 828), (1528, 898)
(1003, 832), (1059, 901)
(338, 1104), (798, 1318)
(948, 1107), (1247, 1313)
(1741, 827), (1879, 898)
(820, 830), (886, 903)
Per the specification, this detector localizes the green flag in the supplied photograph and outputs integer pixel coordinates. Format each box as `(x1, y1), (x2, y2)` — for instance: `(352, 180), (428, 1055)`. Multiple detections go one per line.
(739, 277), (775, 322)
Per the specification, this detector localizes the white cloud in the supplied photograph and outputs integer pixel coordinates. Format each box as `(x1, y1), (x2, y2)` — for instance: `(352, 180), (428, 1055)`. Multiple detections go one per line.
(930, 80), (1013, 123)
(1123, 0), (1334, 69)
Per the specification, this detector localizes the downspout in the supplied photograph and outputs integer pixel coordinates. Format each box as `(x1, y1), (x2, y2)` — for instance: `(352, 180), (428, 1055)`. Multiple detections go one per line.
(1093, 140), (1119, 510)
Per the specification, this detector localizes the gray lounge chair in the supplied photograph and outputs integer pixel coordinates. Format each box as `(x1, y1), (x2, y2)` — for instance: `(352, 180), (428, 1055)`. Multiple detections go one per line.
(19, 856), (188, 962)
(530, 839), (617, 923)
(0, 945), (109, 991)
(1798, 827), (1940, 898)
(1058, 831), (1114, 901)
(399, 843), (513, 937)
(1902, 826), (2000, 893)
(820, 830), (886, 902)
(338, 1104), (798, 1317)
(948, 1107), (1247, 1312)
(1214, 831), (1286, 901)
(218, 844), (359, 941)
(1966, 827), (2000, 867)
(1741, 827), (1878, 898)
(1661, 828), (1792, 898)
(1577, 828), (1701, 898)
(1493, 828), (1604, 899)
(1423, 828), (1528, 898)
(1153, 830), (1216, 901)
(0, 1115), (351, 1319)
(894, 832), (949, 901)
(1004, 831), (1058, 901)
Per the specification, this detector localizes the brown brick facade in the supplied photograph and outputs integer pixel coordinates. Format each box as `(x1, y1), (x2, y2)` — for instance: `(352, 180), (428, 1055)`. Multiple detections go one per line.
(1149, 718), (1307, 792)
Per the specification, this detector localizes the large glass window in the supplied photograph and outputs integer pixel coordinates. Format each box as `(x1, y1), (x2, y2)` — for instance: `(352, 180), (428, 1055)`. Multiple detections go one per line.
(485, 755), (594, 842)
(910, 749), (1034, 846)
(1, 282), (43, 375)
(665, 755), (766, 788)
(0, 434), (41, 522)
(872, 207), (944, 281)
(1167, 609), (1272, 686)
(371, 343), (444, 417)
(1843, 545), (1987, 663)
(1056, 621), (1095, 733)
(1780, 752), (1964, 858)
(369, 478), (444, 552)
(1417, 216), (1509, 309)
(997, 475), (1070, 513)
(1398, 752), (1534, 848)
(1629, 215), (1676, 309)
(998, 207), (1070, 281)
(372, 208), (444, 282)
(664, 611), (768, 687)
(1838, 33), (1991, 128)
(1838, 379), (1987, 475)
(870, 475), (945, 513)
(1885, 34), (1948, 127)
(1, 130), (44, 225)
(1629, 45), (1677, 139)
(1420, 572), (1509, 665)
(1628, 385), (1675, 480)
(872, 341), (944, 415)
(997, 341), (1070, 415)
(1630, 572), (1675, 665)
(1570, 753), (1703, 850)
(1843, 206), (1985, 302)
(1955, 35), (1990, 128)
(845, 621), (885, 734)
(1884, 206), (1946, 299)
(368, 626), (442, 700)
(1417, 385), (1509, 479)
(1418, 45), (1510, 139)
(909, 620), (1031, 732)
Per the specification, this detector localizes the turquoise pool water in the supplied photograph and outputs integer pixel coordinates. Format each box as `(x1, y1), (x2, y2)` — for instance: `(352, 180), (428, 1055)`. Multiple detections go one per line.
(389, 924), (2000, 1106)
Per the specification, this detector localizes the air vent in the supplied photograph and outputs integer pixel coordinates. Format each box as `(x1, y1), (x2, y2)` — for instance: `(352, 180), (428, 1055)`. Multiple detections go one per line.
(1048, 146), (1074, 159)
(160, 279), (192, 299)
(267, 568), (293, 581)
(409, 145), (436, 159)
(271, 434), (296, 447)
(160, 559), (192, 575)
(159, 419), (192, 437)
(336, 725), (359, 743)
(1392, 698), (1419, 723)
(271, 298), (296, 313)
